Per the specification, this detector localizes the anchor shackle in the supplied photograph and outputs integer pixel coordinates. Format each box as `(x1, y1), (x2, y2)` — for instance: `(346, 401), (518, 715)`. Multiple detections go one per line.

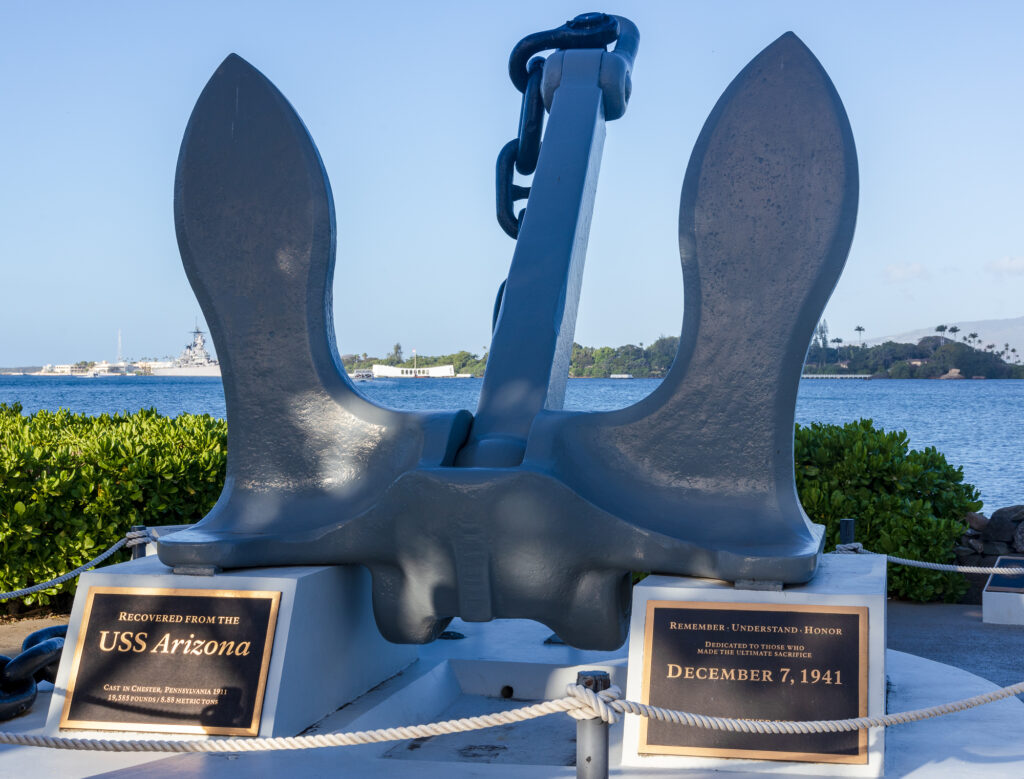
(508, 13), (618, 91)
(546, 15), (639, 121)
(508, 13), (639, 123)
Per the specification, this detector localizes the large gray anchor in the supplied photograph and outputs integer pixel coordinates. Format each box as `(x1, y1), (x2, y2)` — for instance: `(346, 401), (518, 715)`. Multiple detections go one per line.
(159, 18), (858, 650)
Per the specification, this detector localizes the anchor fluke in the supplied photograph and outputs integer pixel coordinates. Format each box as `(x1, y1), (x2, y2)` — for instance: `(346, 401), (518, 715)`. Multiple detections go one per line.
(523, 31), (858, 585)
(159, 54), (471, 569)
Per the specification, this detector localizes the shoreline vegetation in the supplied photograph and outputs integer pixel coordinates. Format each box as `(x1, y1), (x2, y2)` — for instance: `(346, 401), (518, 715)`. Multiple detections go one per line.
(804, 322), (1024, 379)
(339, 330), (1024, 380)
(6, 327), (1021, 380)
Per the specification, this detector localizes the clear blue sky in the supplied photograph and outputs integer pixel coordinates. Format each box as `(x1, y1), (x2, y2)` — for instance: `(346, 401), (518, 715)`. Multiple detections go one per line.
(2, 0), (1022, 365)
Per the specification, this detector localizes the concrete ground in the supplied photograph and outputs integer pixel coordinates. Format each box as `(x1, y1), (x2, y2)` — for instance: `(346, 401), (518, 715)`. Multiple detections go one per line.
(886, 601), (1024, 691)
(0, 616), (67, 658)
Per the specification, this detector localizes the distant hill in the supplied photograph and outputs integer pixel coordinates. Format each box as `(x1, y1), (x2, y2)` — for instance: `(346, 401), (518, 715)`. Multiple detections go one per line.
(868, 315), (1024, 353)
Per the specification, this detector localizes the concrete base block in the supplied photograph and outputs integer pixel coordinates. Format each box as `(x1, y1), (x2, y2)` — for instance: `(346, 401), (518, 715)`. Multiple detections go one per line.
(982, 589), (1024, 625)
(45, 556), (416, 738)
(621, 554), (887, 776)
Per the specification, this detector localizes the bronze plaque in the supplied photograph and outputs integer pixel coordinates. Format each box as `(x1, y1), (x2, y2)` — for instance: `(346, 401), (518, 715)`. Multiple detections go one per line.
(61, 587), (281, 736)
(640, 601), (868, 764)
(984, 556), (1024, 593)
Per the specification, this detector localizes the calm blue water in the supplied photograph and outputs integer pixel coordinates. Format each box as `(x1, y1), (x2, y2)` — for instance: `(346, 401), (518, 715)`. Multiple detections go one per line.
(1, 375), (1021, 511)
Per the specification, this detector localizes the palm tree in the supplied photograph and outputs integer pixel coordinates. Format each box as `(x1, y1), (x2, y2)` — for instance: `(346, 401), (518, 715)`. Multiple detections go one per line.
(948, 325), (960, 341)
(831, 337), (844, 365)
(968, 332), (980, 348)
(935, 324), (948, 344)
(854, 325), (865, 347)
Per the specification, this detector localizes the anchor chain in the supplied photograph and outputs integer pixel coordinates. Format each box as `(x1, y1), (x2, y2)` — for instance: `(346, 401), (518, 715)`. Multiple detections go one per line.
(0, 625), (67, 721)
(494, 12), (622, 240)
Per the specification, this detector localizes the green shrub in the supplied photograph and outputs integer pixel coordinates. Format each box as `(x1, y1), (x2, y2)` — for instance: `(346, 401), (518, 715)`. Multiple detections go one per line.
(795, 419), (981, 602)
(0, 404), (226, 611)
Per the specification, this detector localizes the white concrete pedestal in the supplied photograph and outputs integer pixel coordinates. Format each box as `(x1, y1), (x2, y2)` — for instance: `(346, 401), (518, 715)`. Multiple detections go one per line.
(982, 556), (1024, 625)
(982, 590), (1024, 625)
(44, 556), (415, 738)
(621, 554), (887, 776)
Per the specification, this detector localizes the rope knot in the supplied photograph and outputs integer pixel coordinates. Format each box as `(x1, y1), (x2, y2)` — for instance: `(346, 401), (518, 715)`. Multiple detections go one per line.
(125, 528), (156, 547)
(565, 683), (622, 724)
(833, 542), (866, 554)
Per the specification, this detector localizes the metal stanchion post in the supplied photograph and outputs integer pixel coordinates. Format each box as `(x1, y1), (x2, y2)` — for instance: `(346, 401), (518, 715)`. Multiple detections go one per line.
(576, 670), (610, 779)
(131, 525), (148, 560)
(840, 517), (856, 545)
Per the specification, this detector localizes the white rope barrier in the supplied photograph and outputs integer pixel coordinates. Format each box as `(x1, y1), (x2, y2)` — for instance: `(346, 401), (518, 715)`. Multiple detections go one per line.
(832, 542), (1024, 575)
(2, 530), (1023, 753)
(0, 530), (153, 601)
(3, 679), (1024, 753)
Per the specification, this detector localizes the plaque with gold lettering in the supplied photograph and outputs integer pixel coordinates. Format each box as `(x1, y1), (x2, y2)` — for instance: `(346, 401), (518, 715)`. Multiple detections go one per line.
(60, 587), (281, 736)
(640, 601), (867, 763)
(984, 556), (1024, 593)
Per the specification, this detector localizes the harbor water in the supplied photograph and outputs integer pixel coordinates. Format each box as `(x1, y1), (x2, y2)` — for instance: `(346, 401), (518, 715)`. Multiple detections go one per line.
(1, 375), (1021, 511)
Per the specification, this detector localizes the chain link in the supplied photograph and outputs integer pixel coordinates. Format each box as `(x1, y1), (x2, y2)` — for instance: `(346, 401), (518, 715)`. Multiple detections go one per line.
(0, 626), (66, 721)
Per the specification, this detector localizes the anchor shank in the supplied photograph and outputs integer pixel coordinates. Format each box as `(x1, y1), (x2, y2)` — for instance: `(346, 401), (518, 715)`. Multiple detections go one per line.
(457, 50), (607, 467)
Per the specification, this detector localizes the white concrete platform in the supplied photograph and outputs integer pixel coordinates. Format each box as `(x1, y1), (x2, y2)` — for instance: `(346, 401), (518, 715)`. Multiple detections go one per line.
(3, 615), (1024, 777)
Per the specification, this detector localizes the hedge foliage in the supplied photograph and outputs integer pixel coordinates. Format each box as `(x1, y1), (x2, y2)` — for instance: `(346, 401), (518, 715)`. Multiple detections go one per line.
(795, 419), (981, 602)
(0, 404), (226, 611)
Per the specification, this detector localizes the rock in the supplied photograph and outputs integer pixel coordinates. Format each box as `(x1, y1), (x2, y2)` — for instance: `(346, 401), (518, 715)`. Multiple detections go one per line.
(983, 541), (1012, 556)
(965, 512), (989, 532)
(953, 545), (976, 558)
(1013, 522), (1024, 553)
(991, 505), (1024, 525)
(956, 553), (985, 566)
(967, 538), (985, 554)
(983, 515), (1017, 543)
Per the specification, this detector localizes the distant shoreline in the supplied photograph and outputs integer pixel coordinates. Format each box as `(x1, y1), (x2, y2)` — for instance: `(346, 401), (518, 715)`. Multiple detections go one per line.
(4, 373), (1023, 381)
